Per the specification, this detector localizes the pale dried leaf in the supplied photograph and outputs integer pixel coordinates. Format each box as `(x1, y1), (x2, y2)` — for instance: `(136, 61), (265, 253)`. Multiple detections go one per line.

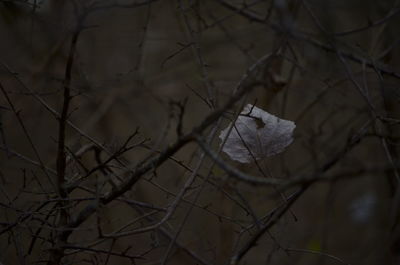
(219, 104), (296, 163)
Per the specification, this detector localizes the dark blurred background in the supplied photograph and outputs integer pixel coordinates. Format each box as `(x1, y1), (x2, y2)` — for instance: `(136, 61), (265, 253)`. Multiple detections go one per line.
(1, 0), (400, 264)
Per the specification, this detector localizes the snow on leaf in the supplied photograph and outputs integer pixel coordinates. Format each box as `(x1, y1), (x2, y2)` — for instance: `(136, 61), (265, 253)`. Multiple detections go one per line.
(219, 104), (296, 163)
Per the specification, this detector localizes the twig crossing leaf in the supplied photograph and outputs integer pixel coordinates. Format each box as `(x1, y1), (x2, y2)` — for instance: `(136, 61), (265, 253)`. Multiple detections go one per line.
(219, 104), (296, 163)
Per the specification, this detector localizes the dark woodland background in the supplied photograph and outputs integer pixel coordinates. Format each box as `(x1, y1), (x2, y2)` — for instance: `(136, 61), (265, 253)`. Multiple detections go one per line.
(1, 0), (400, 264)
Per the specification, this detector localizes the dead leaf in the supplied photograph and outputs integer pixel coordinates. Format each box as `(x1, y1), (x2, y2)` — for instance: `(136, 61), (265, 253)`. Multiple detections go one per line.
(219, 104), (296, 163)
